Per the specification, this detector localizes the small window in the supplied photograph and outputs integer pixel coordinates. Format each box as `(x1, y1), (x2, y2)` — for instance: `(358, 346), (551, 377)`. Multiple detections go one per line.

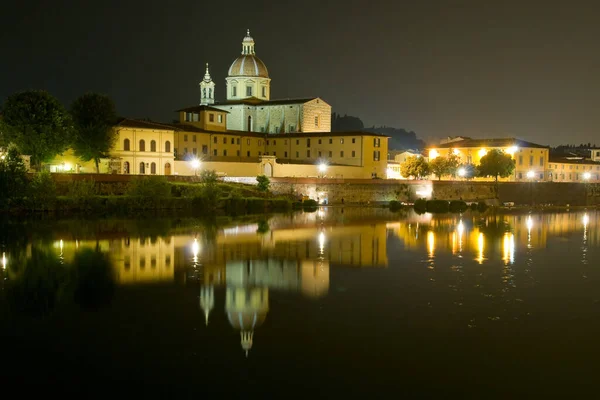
(318, 151), (322, 157)
(340, 151), (344, 157)
(231, 138), (235, 144)
(124, 138), (130, 151)
(296, 139), (300, 145)
(273, 140), (276, 145)
(307, 139), (311, 147)
(193, 135), (197, 142)
(352, 138), (356, 144)
(328, 151), (332, 157)
(140, 256), (146, 269)
(273, 152), (276, 156)
(529, 155), (534, 165)
(184, 147), (188, 154)
(246, 86), (252, 96)
(296, 151), (299, 157)
(236, 138), (240, 145)
(232, 86), (237, 97)
(340, 138), (344, 144)
(247, 151), (250, 157)
(151, 162), (156, 174)
(314, 116), (319, 127)
(209, 113), (214, 122)
(223, 137), (226, 144)
(202, 145), (208, 155)
(139, 162), (145, 174)
(539, 156), (544, 166)
(318, 139), (322, 144)
(193, 148), (197, 155)
(139, 140), (146, 152)
(266, 140), (270, 145)
(213, 149), (217, 156)
(150, 140), (156, 152)
(258, 151), (261, 156)
(124, 256), (130, 270)
(329, 138), (332, 144)
(213, 136), (217, 143)
(262, 86), (266, 97)
(165, 141), (171, 152)
(237, 150), (240, 156)
(307, 150), (311, 157)
(224, 149), (227, 156)
(352, 150), (356, 157)
(184, 134), (188, 142)
(218, 114), (223, 123)
(284, 151), (288, 158)
(247, 139), (250, 145)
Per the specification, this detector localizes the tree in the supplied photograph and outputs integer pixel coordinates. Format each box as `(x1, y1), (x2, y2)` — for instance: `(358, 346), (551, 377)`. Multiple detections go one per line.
(478, 149), (516, 187)
(400, 155), (430, 179)
(1, 90), (72, 169)
(429, 154), (460, 180)
(70, 93), (118, 173)
(0, 144), (28, 207)
(256, 174), (270, 192)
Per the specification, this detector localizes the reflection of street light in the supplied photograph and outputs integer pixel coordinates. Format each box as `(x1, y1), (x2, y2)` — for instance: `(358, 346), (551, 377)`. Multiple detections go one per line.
(527, 171), (535, 205)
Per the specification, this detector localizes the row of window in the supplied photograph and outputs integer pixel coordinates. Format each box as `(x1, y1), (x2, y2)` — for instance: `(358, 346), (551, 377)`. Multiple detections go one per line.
(549, 172), (600, 180)
(517, 172), (545, 180)
(184, 112), (223, 123)
(122, 161), (171, 175)
(231, 86), (267, 97)
(518, 155), (545, 167)
(123, 139), (170, 153)
(549, 164), (600, 170)
(123, 254), (171, 270)
(195, 137), (362, 147)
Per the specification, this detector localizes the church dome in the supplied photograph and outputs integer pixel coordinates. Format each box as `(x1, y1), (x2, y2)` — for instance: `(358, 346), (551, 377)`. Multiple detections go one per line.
(228, 29), (269, 78)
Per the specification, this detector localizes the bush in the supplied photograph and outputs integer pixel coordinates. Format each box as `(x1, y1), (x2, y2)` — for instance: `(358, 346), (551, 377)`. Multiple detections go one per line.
(200, 169), (218, 185)
(28, 170), (57, 210)
(389, 200), (403, 211)
(127, 176), (171, 198)
(302, 199), (318, 208)
(414, 198), (427, 213)
(256, 175), (270, 192)
(477, 202), (488, 212)
(0, 144), (28, 207)
(426, 200), (450, 213)
(449, 200), (468, 213)
(470, 202), (478, 211)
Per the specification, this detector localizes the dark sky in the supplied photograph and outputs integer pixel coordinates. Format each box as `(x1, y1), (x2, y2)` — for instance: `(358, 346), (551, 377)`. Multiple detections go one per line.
(2, 0), (599, 146)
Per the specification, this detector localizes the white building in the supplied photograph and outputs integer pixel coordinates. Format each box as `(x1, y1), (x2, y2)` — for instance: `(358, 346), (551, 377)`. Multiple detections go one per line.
(201, 30), (332, 134)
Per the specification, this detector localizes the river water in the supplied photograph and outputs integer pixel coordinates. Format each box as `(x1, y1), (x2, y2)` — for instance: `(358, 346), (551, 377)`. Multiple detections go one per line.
(1, 208), (599, 397)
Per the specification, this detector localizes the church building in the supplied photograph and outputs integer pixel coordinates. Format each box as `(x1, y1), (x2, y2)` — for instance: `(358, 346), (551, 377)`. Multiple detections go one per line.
(200, 30), (332, 134)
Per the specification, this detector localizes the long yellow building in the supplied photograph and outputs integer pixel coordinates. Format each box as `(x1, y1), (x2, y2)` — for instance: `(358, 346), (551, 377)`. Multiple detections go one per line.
(428, 138), (550, 181)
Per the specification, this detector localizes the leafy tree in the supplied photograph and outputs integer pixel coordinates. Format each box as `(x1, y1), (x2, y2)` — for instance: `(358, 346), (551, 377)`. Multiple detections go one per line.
(70, 93), (118, 173)
(0, 144), (28, 207)
(0, 90), (72, 169)
(400, 155), (430, 179)
(429, 154), (461, 180)
(446, 154), (461, 177)
(256, 174), (270, 192)
(478, 149), (516, 183)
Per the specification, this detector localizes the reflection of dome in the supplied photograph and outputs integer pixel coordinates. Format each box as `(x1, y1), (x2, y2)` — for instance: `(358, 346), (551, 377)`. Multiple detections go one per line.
(199, 285), (214, 326)
(228, 55), (269, 78)
(227, 311), (267, 330)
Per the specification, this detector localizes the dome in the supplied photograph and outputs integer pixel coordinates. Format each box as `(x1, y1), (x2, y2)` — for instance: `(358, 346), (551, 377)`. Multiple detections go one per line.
(228, 55), (269, 78)
(227, 311), (267, 330)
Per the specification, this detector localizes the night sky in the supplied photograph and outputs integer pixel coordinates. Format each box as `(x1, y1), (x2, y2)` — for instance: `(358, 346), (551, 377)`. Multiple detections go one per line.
(2, 1), (599, 146)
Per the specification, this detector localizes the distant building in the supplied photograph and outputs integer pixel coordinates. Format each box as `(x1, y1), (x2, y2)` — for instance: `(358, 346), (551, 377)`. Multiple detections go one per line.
(428, 138), (550, 181)
(200, 30), (332, 134)
(548, 156), (600, 182)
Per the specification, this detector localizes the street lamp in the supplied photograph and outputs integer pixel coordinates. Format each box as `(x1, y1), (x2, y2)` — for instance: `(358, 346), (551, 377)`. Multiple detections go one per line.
(318, 163), (327, 177)
(583, 172), (591, 180)
(458, 167), (466, 178)
(526, 170), (535, 179)
(191, 159), (201, 176)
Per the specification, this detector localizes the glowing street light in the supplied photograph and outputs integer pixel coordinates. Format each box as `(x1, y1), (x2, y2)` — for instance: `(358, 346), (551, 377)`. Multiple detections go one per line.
(318, 163), (327, 173)
(583, 172), (591, 180)
(526, 171), (535, 179)
(458, 167), (466, 177)
(191, 159), (201, 176)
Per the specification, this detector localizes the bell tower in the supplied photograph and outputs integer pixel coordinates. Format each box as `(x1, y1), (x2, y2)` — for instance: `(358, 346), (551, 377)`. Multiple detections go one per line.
(200, 63), (215, 105)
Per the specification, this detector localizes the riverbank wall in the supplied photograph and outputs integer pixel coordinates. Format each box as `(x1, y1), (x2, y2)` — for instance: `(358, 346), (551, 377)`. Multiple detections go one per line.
(44, 174), (600, 206)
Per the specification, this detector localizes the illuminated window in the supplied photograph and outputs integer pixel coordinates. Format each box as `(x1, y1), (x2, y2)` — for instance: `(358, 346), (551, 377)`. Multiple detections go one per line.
(218, 115), (223, 123)
(232, 86), (237, 97)
(340, 138), (344, 144)
(262, 87), (266, 97)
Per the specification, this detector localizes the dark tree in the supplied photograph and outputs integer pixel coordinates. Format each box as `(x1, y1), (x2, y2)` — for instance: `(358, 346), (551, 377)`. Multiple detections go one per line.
(70, 93), (118, 173)
(1, 90), (72, 169)
(331, 113), (365, 131)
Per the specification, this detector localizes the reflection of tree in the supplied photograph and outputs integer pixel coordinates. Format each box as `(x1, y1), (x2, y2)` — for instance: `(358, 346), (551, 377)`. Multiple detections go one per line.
(72, 249), (115, 310)
(5, 249), (67, 317)
(256, 219), (270, 234)
(478, 216), (512, 240)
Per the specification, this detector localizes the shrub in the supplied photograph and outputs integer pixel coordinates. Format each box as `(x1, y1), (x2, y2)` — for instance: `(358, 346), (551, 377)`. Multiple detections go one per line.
(127, 176), (171, 208)
(449, 200), (468, 213)
(389, 200), (403, 211)
(200, 169), (218, 185)
(256, 175), (270, 192)
(426, 200), (450, 213)
(0, 143), (28, 207)
(302, 199), (318, 208)
(477, 202), (488, 212)
(470, 202), (478, 211)
(414, 198), (427, 214)
(28, 170), (57, 210)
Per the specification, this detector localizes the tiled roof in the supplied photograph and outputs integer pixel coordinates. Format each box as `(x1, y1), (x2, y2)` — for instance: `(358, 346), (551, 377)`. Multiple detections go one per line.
(433, 138), (548, 149)
(175, 105), (230, 113)
(213, 97), (323, 107)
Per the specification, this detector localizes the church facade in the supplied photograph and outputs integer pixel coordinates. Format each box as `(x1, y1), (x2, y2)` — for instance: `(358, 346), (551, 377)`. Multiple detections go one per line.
(200, 30), (331, 134)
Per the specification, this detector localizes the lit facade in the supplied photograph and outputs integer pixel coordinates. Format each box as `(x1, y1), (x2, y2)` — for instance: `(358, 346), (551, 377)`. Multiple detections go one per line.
(548, 158), (600, 182)
(428, 138), (550, 181)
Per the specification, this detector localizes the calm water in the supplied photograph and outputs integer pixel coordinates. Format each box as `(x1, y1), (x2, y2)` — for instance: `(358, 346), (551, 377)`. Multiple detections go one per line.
(1, 208), (600, 397)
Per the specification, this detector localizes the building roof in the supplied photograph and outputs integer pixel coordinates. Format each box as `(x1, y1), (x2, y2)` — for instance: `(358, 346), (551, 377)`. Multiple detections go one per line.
(116, 119), (176, 131)
(432, 138), (548, 149)
(214, 97), (323, 107)
(165, 123), (266, 137)
(549, 156), (600, 165)
(266, 131), (389, 139)
(175, 105), (229, 113)
(228, 54), (269, 78)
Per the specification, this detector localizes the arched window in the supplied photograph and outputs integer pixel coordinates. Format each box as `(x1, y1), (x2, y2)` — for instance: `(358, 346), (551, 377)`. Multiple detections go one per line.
(151, 162), (156, 175)
(164, 162), (171, 175)
(139, 140), (145, 152)
(165, 141), (171, 153)
(139, 162), (145, 174)
(124, 139), (130, 151)
(150, 140), (156, 152)
(123, 161), (130, 174)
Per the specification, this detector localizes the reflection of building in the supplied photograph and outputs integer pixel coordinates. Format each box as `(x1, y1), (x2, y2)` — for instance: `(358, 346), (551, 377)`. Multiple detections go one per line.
(111, 236), (175, 284)
(226, 285), (269, 357)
